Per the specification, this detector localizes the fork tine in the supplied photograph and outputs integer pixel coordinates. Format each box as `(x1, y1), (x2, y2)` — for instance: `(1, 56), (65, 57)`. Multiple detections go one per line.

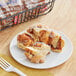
(0, 57), (10, 66)
(0, 59), (9, 68)
(0, 58), (26, 76)
(0, 57), (10, 70)
(0, 61), (7, 69)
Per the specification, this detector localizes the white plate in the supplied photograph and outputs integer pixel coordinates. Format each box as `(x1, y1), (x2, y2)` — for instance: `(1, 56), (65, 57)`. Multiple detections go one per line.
(10, 30), (73, 69)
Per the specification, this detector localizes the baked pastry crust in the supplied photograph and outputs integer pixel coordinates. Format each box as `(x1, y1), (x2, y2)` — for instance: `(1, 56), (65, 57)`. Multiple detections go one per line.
(27, 25), (50, 44)
(25, 42), (50, 63)
(17, 25), (65, 63)
(39, 30), (50, 44)
(17, 32), (35, 50)
(49, 32), (64, 52)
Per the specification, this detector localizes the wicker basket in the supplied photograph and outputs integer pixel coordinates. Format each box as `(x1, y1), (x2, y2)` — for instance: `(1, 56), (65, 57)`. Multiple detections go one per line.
(0, 0), (55, 31)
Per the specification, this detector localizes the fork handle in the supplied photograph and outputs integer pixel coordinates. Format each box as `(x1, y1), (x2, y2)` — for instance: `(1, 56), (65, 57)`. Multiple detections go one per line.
(13, 68), (27, 76)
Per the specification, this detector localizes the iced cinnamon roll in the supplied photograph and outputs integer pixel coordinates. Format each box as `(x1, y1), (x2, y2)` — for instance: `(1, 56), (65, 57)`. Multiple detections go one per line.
(25, 42), (50, 63)
(49, 32), (64, 52)
(17, 32), (35, 50)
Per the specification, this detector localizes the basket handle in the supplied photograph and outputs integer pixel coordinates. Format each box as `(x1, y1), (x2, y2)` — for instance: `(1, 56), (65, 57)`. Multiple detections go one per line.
(39, 0), (55, 16)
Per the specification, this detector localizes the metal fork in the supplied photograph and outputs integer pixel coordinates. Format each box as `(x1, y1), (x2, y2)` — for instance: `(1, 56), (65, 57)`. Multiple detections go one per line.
(0, 57), (27, 76)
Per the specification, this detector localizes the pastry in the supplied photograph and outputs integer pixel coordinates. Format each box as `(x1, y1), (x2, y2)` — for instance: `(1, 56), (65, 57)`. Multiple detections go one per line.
(25, 42), (50, 63)
(49, 32), (64, 52)
(17, 31), (35, 50)
(17, 25), (65, 63)
(39, 30), (50, 44)
(27, 25), (49, 43)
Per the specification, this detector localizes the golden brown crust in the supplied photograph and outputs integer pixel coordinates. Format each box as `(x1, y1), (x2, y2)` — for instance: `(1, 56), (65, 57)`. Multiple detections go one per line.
(24, 42), (50, 63)
(51, 38), (64, 52)
(51, 35), (60, 48)
(39, 30), (50, 44)
(25, 52), (45, 63)
(25, 47), (37, 55)
(25, 48), (45, 63)
(17, 25), (65, 63)
(49, 32), (65, 52)
(25, 52), (33, 60)
(30, 55), (45, 63)
(51, 49), (62, 53)
(27, 28), (33, 34)
(37, 25), (42, 28)
(17, 33), (35, 50)
(17, 41), (27, 50)
(27, 25), (49, 42)
(61, 39), (65, 48)
(33, 42), (42, 47)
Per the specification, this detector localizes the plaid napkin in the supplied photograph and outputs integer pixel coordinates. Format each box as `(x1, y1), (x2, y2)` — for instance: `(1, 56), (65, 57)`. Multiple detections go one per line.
(0, 0), (49, 30)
